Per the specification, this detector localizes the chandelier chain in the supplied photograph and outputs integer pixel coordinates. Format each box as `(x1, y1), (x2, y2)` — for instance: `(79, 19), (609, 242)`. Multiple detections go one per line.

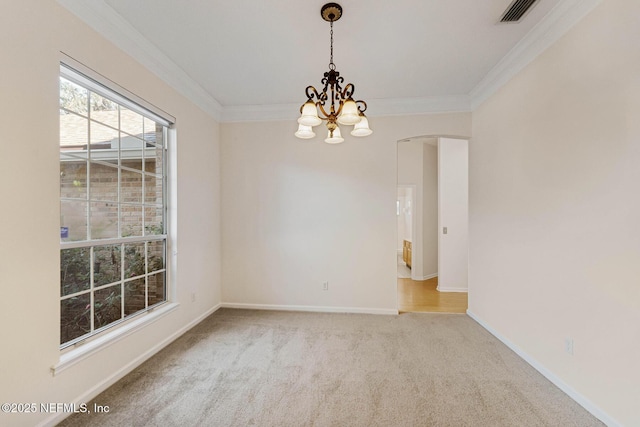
(329, 21), (335, 70)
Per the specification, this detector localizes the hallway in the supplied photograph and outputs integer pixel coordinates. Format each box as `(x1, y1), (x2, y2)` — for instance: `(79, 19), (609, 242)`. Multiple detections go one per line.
(397, 276), (468, 314)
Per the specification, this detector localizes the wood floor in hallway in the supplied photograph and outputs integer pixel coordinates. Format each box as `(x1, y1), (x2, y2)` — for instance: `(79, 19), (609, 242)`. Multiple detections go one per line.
(397, 277), (468, 313)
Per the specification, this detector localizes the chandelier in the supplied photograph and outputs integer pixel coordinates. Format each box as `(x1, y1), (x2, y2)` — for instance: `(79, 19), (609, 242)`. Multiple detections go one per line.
(295, 3), (373, 143)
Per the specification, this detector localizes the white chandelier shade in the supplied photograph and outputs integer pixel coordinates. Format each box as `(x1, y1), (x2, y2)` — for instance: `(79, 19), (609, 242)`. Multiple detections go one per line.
(298, 101), (322, 127)
(325, 126), (344, 144)
(336, 98), (360, 126)
(351, 114), (373, 137)
(295, 123), (316, 139)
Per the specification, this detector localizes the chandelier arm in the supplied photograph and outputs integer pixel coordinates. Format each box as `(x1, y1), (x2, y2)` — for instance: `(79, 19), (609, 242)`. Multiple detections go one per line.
(331, 79), (340, 114)
(320, 77), (331, 102)
(341, 83), (355, 100)
(316, 102), (332, 120)
(308, 83), (327, 116)
(324, 79), (350, 118)
(333, 78), (345, 115)
(335, 76), (344, 96)
(320, 75), (329, 90)
(330, 85), (337, 115)
(305, 86), (322, 103)
(333, 102), (343, 119)
(355, 100), (368, 114)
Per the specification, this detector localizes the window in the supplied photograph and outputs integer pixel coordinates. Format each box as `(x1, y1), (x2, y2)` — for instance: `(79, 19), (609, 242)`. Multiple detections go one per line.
(59, 64), (171, 348)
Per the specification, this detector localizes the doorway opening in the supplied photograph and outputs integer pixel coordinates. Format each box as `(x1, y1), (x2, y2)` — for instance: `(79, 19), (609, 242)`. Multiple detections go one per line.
(396, 135), (469, 313)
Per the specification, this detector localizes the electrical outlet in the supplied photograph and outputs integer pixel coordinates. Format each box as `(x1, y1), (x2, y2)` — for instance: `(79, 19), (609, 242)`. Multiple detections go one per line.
(322, 281), (329, 291)
(191, 292), (196, 303)
(564, 338), (574, 355)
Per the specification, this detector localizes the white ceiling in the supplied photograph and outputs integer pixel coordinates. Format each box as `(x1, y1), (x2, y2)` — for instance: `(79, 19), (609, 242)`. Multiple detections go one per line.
(57, 0), (600, 121)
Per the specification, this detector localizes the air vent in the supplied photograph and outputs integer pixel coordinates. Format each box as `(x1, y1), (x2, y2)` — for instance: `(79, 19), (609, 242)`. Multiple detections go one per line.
(500, 0), (539, 22)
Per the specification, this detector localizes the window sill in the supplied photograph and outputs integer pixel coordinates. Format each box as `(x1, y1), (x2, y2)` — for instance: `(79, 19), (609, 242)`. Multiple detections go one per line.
(51, 302), (179, 376)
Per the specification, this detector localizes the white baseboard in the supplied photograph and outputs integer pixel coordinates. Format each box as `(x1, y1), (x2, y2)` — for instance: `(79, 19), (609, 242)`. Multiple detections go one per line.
(417, 273), (438, 280)
(466, 310), (620, 427)
(41, 303), (222, 427)
(221, 302), (398, 316)
(436, 284), (467, 292)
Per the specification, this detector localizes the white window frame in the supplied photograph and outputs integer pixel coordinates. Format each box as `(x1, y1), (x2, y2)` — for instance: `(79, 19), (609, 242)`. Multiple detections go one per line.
(56, 57), (177, 369)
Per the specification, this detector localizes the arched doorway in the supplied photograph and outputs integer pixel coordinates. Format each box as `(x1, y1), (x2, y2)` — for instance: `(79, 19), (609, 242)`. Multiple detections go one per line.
(396, 135), (469, 313)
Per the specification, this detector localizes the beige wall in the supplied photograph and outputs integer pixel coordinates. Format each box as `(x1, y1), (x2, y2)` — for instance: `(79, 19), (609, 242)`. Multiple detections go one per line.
(469, 0), (640, 424)
(437, 138), (468, 291)
(221, 114), (470, 311)
(0, 2), (221, 426)
(6, 0), (635, 424)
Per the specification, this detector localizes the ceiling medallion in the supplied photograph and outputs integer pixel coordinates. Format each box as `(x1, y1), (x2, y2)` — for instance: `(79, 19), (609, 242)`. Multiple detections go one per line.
(295, 3), (372, 143)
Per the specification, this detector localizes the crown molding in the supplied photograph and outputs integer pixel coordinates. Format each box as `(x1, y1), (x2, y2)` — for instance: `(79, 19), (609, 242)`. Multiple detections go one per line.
(58, 0), (602, 123)
(367, 95), (472, 117)
(221, 95), (472, 123)
(469, 0), (604, 110)
(56, 0), (223, 121)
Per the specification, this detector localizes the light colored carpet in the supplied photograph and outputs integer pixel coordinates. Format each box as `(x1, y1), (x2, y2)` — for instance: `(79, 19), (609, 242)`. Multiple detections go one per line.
(58, 309), (603, 426)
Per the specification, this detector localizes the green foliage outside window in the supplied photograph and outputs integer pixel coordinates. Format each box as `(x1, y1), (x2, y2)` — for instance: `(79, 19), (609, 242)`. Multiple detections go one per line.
(60, 244), (164, 344)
